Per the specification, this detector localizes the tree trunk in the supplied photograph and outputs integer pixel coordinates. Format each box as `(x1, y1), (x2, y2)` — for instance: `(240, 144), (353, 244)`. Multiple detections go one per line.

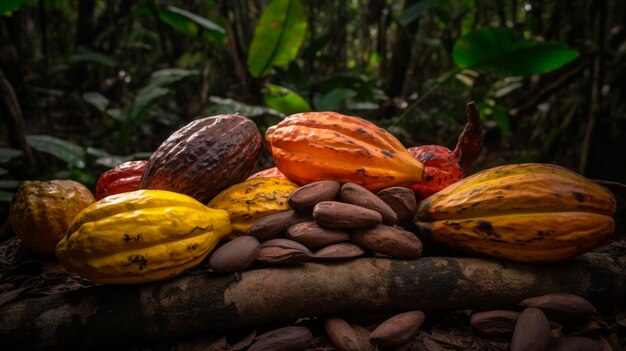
(385, 0), (420, 98)
(1, 251), (625, 349)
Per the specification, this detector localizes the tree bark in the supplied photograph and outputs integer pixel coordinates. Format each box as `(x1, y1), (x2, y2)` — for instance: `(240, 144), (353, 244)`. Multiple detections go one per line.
(1, 251), (625, 350)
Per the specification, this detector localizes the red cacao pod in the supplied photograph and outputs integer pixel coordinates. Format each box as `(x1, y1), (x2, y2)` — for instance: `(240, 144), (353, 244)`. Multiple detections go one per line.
(95, 160), (147, 200)
(408, 145), (463, 199)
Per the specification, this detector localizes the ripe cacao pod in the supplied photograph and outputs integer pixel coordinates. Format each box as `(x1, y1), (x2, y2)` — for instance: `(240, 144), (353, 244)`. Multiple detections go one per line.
(415, 163), (616, 263)
(266, 111), (424, 191)
(207, 177), (298, 236)
(248, 167), (288, 180)
(140, 114), (262, 203)
(407, 145), (463, 199)
(56, 190), (231, 284)
(10, 180), (95, 254)
(95, 160), (147, 200)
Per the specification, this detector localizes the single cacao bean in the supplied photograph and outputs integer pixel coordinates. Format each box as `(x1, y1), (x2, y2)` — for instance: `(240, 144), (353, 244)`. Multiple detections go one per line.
(208, 236), (260, 273)
(324, 317), (361, 351)
(286, 221), (349, 248)
(350, 225), (423, 258)
(288, 180), (341, 211)
(376, 187), (417, 226)
(369, 311), (425, 348)
(257, 239), (313, 264)
(248, 326), (312, 351)
(340, 183), (398, 225)
(313, 201), (382, 229)
(519, 293), (596, 324)
(351, 325), (376, 351)
(470, 310), (520, 338)
(546, 337), (602, 351)
(313, 242), (366, 261)
(510, 308), (552, 351)
(248, 211), (310, 241)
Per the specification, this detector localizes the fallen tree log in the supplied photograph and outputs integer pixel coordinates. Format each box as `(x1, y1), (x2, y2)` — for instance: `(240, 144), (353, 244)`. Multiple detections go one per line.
(1, 252), (625, 349)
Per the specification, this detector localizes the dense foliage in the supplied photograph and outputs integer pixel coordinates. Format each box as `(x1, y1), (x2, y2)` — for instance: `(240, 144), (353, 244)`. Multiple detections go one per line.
(1, 0), (625, 222)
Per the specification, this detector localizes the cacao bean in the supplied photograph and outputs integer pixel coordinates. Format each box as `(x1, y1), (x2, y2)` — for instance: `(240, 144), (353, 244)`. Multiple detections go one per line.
(369, 311), (425, 348)
(248, 211), (310, 241)
(470, 310), (520, 338)
(313, 242), (366, 261)
(510, 308), (552, 351)
(546, 337), (602, 351)
(324, 317), (361, 351)
(208, 236), (260, 273)
(376, 187), (417, 226)
(248, 326), (312, 351)
(340, 183), (398, 225)
(313, 201), (382, 229)
(288, 180), (341, 211)
(286, 221), (349, 248)
(351, 325), (376, 351)
(519, 293), (596, 324)
(350, 225), (423, 258)
(257, 239), (313, 264)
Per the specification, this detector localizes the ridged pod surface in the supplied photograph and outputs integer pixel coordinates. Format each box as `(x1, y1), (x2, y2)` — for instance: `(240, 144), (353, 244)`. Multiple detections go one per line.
(266, 112), (424, 191)
(56, 190), (231, 284)
(95, 160), (147, 200)
(10, 180), (95, 254)
(247, 166), (288, 180)
(207, 177), (299, 236)
(140, 114), (262, 203)
(407, 145), (464, 199)
(415, 163), (616, 263)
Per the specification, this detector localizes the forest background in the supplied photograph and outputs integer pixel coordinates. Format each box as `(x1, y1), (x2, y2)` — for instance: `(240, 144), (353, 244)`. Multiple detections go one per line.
(1, 0), (625, 221)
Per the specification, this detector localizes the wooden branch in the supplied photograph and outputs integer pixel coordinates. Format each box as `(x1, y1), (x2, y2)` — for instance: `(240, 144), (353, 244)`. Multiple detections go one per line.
(1, 252), (625, 350)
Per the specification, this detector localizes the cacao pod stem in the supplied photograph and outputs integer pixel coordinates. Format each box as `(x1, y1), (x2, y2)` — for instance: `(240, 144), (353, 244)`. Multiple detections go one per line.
(453, 101), (483, 175)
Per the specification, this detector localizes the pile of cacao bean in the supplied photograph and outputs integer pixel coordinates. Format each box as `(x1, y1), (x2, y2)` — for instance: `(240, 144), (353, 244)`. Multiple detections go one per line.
(208, 180), (422, 272)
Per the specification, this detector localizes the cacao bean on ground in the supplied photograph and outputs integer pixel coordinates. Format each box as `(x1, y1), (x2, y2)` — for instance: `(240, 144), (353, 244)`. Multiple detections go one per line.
(285, 221), (349, 248)
(519, 293), (596, 324)
(340, 183), (398, 225)
(248, 326), (312, 351)
(313, 201), (382, 229)
(376, 187), (417, 227)
(369, 311), (425, 348)
(313, 242), (366, 261)
(256, 239), (313, 264)
(546, 336), (602, 351)
(247, 211), (310, 241)
(288, 180), (341, 212)
(324, 316), (362, 351)
(351, 325), (376, 351)
(209, 236), (260, 273)
(510, 307), (552, 351)
(470, 310), (520, 339)
(350, 225), (423, 259)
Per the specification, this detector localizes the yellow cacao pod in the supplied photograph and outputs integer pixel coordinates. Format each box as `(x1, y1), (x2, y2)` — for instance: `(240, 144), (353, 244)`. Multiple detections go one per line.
(10, 180), (95, 254)
(56, 189), (231, 284)
(207, 177), (298, 236)
(415, 163), (616, 263)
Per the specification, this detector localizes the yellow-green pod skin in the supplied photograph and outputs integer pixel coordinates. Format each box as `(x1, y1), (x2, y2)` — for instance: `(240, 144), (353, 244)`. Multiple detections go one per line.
(56, 189), (231, 284)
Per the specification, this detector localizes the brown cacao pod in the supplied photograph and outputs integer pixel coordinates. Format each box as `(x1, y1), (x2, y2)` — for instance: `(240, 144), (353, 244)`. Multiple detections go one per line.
(139, 114), (262, 203)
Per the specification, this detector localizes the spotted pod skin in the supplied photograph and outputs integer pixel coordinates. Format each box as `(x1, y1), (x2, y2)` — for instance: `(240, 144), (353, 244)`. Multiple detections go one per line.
(95, 160), (147, 200)
(266, 111), (424, 192)
(408, 145), (464, 199)
(56, 190), (231, 284)
(415, 163), (616, 263)
(140, 114), (263, 203)
(207, 177), (299, 236)
(10, 180), (95, 254)
(247, 166), (288, 180)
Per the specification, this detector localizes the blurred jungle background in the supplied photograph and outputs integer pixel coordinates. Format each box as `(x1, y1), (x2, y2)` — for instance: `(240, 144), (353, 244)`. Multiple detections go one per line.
(1, 0), (625, 222)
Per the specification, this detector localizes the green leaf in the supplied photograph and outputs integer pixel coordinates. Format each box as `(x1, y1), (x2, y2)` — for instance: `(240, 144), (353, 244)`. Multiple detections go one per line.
(314, 88), (357, 111)
(264, 84), (312, 115)
(492, 105), (510, 133)
(155, 5), (225, 42)
(70, 48), (115, 67)
(247, 0), (308, 77)
(26, 135), (86, 168)
(208, 96), (284, 118)
(453, 27), (579, 76)
(83, 92), (109, 112)
(0, 0), (29, 15)
(396, 0), (437, 26)
(149, 68), (199, 85)
(0, 148), (23, 163)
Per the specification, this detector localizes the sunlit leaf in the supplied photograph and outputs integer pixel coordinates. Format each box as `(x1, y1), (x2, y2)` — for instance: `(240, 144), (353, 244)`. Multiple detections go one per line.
(26, 135), (85, 168)
(70, 48), (115, 67)
(149, 68), (199, 85)
(264, 84), (312, 115)
(83, 92), (109, 112)
(453, 27), (579, 76)
(396, 0), (437, 26)
(0, 0), (29, 15)
(247, 0), (308, 77)
(0, 148), (23, 163)
(314, 88), (357, 111)
(156, 5), (225, 42)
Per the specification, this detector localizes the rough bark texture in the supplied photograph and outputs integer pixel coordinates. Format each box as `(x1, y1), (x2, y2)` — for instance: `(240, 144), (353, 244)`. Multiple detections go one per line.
(1, 253), (625, 349)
